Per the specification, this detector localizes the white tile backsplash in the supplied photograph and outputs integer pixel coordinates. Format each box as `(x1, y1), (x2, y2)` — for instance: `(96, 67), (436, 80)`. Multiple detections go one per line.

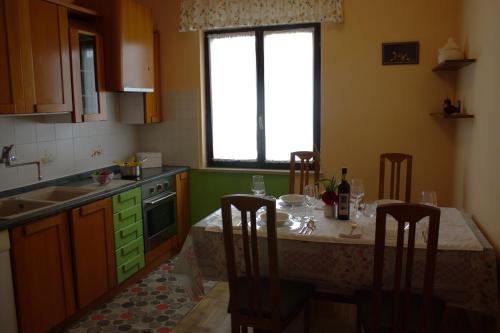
(55, 123), (73, 140)
(138, 90), (199, 168)
(0, 93), (139, 191)
(0, 118), (14, 145)
(35, 123), (56, 142)
(56, 139), (75, 175)
(14, 118), (37, 144)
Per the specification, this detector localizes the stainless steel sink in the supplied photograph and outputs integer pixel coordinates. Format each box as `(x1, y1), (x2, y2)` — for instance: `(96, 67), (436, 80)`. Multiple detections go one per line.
(0, 199), (54, 219)
(18, 186), (96, 202)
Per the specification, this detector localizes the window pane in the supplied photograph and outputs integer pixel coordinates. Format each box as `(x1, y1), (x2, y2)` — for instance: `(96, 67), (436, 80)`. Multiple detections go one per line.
(264, 29), (314, 162)
(209, 33), (257, 160)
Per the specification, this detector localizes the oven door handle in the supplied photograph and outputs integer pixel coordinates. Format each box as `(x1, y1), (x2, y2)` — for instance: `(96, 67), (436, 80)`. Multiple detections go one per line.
(144, 192), (176, 206)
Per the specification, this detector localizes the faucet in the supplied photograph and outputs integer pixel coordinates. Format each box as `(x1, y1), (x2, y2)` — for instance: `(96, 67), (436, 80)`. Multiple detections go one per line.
(1, 145), (42, 181)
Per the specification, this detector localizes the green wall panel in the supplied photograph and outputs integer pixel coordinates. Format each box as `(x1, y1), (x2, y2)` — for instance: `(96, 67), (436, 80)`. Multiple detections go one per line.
(189, 170), (289, 225)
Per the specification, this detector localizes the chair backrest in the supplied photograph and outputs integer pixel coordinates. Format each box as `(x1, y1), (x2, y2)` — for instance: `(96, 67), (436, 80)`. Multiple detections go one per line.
(371, 203), (441, 333)
(379, 153), (413, 202)
(289, 151), (320, 194)
(220, 194), (280, 327)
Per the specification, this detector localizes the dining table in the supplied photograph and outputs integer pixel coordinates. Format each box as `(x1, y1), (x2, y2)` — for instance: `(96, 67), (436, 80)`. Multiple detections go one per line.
(172, 199), (498, 317)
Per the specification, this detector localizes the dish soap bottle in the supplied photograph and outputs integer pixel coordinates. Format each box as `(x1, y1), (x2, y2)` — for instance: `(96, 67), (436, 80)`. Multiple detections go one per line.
(337, 168), (350, 220)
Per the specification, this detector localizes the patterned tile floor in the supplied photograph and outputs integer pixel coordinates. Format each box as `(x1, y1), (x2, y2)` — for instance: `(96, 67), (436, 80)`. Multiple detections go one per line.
(66, 258), (216, 333)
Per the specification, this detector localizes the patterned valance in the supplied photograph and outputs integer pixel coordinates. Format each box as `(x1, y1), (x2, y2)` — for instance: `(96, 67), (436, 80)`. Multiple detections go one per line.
(179, 0), (344, 32)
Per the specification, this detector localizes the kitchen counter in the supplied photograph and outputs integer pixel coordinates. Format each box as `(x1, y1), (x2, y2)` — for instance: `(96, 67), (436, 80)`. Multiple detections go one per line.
(0, 166), (189, 231)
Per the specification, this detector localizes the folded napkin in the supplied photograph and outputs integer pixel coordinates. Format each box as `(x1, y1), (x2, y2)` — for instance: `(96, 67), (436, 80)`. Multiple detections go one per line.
(338, 223), (362, 239)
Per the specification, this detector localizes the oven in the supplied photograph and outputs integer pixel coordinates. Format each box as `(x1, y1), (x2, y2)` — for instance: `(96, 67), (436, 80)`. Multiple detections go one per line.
(142, 175), (177, 252)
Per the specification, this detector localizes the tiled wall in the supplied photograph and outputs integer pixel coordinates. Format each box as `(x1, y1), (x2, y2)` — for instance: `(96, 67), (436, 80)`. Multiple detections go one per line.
(0, 93), (139, 191)
(138, 90), (199, 167)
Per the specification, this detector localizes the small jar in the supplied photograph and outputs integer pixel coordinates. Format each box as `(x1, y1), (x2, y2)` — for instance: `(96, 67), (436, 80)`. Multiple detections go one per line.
(324, 204), (336, 218)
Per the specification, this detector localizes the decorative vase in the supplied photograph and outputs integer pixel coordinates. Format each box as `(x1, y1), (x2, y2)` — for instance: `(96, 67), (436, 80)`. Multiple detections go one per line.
(324, 204), (336, 218)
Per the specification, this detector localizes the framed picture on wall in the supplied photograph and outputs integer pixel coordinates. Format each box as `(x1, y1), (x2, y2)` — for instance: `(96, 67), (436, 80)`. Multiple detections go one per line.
(382, 41), (419, 65)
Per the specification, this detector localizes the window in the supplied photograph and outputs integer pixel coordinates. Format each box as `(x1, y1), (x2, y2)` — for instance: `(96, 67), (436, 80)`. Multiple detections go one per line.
(204, 24), (320, 169)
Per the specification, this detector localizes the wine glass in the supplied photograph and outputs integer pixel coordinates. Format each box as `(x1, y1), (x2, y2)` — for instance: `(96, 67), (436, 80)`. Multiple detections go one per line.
(351, 179), (365, 218)
(303, 184), (318, 220)
(251, 175), (266, 196)
(420, 190), (437, 207)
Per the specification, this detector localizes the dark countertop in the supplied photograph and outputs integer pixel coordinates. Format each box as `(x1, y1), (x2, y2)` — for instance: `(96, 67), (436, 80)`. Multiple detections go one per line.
(0, 165), (189, 231)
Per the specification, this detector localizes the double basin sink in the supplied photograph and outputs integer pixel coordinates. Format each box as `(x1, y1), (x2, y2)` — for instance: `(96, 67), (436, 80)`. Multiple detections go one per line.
(0, 186), (98, 219)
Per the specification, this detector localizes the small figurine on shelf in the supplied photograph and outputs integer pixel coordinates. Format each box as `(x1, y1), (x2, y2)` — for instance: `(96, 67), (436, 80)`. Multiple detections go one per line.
(443, 98), (461, 115)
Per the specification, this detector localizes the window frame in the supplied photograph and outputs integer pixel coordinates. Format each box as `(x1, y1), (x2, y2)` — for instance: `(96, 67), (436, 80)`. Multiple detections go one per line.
(204, 23), (321, 169)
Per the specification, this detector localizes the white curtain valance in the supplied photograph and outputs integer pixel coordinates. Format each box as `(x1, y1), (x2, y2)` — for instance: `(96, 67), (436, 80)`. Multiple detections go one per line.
(179, 0), (344, 32)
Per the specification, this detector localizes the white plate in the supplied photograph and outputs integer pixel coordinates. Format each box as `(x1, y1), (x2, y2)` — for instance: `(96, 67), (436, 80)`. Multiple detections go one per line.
(258, 211), (292, 227)
(279, 194), (304, 206)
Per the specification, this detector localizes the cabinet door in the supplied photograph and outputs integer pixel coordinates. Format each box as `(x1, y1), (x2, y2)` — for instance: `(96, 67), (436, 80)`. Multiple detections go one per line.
(25, 0), (73, 113)
(120, 0), (154, 91)
(0, 0), (25, 114)
(10, 212), (76, 333)
(71, 198), (116, 308)
(144, 30), (161, 123)
(69, 25), (107, 122)
(176, 172), (190, 248)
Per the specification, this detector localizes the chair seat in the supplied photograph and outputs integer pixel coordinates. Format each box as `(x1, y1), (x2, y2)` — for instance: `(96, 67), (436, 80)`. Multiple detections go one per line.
(230, 277), (314, 320)
(354, 290), (445, 333)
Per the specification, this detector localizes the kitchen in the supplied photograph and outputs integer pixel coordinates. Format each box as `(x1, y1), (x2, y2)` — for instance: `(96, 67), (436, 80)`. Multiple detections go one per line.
(1, 0), (499, 332)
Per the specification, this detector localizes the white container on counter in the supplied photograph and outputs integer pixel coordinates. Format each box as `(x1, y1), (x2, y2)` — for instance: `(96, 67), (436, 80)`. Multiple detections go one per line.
(136, 152), (162, 168)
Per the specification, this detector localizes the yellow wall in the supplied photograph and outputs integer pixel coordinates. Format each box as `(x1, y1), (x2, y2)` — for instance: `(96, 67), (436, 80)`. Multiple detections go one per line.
(456, 0), (500, 255)
(321, 0), (459, 204)
(141, 0), (462, 206)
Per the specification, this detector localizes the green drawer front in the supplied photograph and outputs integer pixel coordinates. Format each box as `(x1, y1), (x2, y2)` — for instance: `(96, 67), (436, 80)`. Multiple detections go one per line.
(113, 188), (142, 213)
(116, 237), (144, 266)
(114, 221), (143, 249)
(116, 254), (145, 284)
(113, 204), (142, 231)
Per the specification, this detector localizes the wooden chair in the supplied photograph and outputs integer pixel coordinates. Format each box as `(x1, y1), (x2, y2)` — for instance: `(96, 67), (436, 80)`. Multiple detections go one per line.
(221, 194), (314, 333)
(289, 151), (320, 194)
(355, 203), (444, 333)
(379, 153), (413, 202)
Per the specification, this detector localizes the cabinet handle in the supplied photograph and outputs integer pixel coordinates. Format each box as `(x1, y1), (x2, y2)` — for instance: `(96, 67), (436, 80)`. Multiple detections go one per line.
(120, 229), (138, 239)
(122, 261), (140, 273)
(118, 190), (138, 203)
(121, 245), (139, 257)
(120, 208), (139, 220)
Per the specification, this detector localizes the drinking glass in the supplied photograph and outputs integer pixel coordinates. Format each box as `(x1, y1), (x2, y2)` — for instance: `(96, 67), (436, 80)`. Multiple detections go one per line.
(351, 179), (365, 218)
(420, 190), (437, 207)
(303, 184), (318, 220)
(251, 175), (266, 196)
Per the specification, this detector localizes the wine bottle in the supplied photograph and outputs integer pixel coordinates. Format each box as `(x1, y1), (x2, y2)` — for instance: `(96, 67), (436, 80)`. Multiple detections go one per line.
(337, 168), (350, 220)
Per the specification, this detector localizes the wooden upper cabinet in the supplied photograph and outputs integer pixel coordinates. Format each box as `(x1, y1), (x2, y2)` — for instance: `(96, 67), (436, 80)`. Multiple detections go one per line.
(144, 31), (161, 123)
(69, 23), (107, 122)
(10, 212), (76, 333)
(71, 198), (116, 309)
(0, 0), (26, 114)
(78, 0), (154, 92)
(120, 0), (154, 91)
(24, 0), (73, 113)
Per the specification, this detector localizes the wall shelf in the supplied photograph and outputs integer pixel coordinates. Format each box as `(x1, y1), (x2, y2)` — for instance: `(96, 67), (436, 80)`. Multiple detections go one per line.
(432, 59), (476, 71)
(430, 113), (474, 119)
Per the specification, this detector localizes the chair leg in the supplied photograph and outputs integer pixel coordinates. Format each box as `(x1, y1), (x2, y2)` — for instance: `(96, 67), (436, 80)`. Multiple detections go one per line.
(304, 300), (310, 333)
(356, 308), (363, 333)
(231, 316), (239, 333)
(241, 326), (248, 333)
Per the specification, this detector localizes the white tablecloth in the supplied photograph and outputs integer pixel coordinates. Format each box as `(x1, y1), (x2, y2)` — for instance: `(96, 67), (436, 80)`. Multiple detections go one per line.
(205, 201), (483, 251)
